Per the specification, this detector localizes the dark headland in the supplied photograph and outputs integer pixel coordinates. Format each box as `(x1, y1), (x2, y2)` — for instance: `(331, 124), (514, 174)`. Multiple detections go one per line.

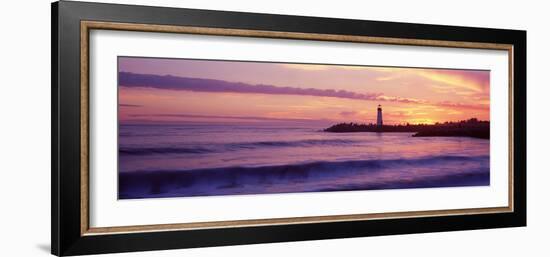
(324, 118), (489, 139)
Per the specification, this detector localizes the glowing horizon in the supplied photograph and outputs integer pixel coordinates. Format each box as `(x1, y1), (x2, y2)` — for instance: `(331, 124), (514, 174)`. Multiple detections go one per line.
(118, 57), (490, 125)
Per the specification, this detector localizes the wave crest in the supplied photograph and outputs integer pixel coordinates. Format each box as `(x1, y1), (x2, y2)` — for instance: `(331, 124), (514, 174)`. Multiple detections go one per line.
(119, 138), (359, 156)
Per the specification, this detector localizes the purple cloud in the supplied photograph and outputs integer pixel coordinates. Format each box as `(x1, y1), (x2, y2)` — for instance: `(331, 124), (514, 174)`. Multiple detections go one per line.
(128, 113), (325, 122)
(118, 72), (406, 102)
(339, 111), (358, 117)
(119, 104), (143, 107)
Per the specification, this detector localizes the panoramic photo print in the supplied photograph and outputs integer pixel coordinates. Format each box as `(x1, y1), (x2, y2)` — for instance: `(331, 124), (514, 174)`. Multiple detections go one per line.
(117, 57), (490, 199)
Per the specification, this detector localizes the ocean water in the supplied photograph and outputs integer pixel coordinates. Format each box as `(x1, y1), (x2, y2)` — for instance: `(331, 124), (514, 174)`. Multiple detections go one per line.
(118, 123), (490, 199)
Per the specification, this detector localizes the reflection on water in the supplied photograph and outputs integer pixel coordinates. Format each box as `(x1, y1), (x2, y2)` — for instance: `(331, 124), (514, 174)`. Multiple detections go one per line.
(118, 123), (490, 199)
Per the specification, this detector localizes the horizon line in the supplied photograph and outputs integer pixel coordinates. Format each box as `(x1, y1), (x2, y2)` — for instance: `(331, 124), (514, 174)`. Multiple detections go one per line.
(119, 113), (486, 126)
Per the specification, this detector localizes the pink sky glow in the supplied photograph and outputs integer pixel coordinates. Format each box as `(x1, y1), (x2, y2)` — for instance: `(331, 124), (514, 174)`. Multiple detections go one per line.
(118, 57), (490, 125)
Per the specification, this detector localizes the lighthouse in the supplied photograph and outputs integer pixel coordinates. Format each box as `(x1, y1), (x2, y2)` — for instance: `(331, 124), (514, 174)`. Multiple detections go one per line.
(376, 104), (383, 127)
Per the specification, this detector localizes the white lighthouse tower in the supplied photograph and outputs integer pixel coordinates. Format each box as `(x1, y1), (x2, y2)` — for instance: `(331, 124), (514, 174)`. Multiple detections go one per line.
(376, 104), (383, 127)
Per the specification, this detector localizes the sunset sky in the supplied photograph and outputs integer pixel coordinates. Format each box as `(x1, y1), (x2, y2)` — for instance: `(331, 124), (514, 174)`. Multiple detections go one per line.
(118, 57), (490, 125)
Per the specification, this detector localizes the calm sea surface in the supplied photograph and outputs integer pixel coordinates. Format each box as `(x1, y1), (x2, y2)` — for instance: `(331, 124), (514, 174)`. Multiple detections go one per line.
(118, 123), (489, 199)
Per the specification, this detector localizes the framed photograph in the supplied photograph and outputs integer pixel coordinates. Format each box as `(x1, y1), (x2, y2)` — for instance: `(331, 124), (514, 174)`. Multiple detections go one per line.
(52, 1), (526, 256)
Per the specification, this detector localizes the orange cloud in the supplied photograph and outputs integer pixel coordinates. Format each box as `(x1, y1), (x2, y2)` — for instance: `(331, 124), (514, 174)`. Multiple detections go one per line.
(279, 63), (389, 72)
(417, 69), (489, 94)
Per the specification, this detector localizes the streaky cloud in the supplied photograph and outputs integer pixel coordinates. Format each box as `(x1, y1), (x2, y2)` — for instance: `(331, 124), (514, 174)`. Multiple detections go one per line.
(119, 72), (421, 103)
(129, 113), (327, 123)
(436, 101), (489, 110)
(119, 103), (143, 107)
(339, 111), (358, 117)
